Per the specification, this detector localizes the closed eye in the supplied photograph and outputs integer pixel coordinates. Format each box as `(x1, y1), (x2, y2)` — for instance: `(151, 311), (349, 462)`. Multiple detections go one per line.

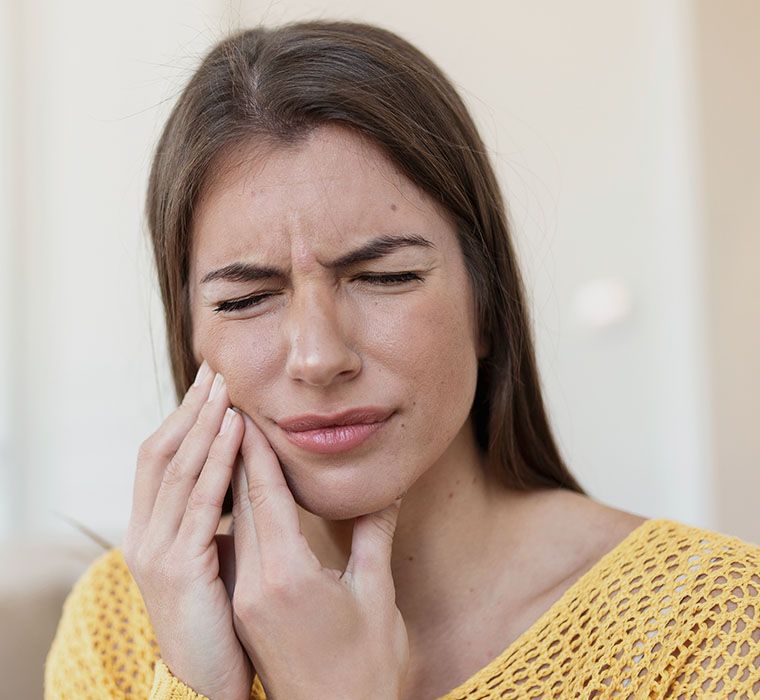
(212, 272), (423, 314)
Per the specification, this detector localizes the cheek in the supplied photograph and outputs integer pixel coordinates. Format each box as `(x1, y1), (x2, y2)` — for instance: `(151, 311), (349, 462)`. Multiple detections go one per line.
(374, 291), (479, 439)
(375, 279), (477, 375)
(414, 320), (478, 440)
(194, 322), (278, 412)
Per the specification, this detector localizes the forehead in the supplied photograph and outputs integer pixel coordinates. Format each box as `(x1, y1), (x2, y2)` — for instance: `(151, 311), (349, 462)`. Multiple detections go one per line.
(190, 124), (449, 266)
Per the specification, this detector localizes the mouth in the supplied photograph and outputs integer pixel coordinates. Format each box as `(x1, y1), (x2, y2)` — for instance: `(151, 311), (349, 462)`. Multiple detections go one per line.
(279, 414), (393, 454)
(276, 405), (394, 432)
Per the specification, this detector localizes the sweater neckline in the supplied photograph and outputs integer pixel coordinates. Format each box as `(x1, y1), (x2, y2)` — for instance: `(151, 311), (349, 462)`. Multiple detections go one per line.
(438, 516), (674, 699)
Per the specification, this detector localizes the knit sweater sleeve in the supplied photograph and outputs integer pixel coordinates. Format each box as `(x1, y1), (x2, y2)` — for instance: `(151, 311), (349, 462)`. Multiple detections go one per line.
(44, 547), (267, 699)
(662, 531), (760, 697)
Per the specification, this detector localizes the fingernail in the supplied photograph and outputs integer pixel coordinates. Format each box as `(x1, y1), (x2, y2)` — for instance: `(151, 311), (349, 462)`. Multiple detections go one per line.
(220, 407), (235, 434)
(208, 373), (225, 402)
(193, 360), (210, 386)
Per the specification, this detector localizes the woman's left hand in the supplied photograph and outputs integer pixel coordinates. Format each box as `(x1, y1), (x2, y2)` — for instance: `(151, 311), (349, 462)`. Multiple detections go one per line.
(228, 409), (410, 700)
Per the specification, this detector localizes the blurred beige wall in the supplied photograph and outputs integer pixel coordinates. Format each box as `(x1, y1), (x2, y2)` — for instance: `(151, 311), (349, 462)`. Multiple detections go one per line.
(2, 4), (758, 696)
(693, 0), (760, 541)
(0, 0), (13, 535)
(0, 0), (757, 549)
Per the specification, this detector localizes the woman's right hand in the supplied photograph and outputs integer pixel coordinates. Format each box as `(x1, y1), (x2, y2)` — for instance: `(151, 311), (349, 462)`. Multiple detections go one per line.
(121, 360), (254, 700)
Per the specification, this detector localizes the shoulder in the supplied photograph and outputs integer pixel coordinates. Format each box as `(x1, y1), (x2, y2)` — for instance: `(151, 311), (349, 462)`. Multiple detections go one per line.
(542, 501), (760, 695)
(533, 490), (760, 634)
(44, 547), (159, 698)
(639, 520), (760, 696)
(625, 516), (760, 579)
(526, 489), (649, 583)
(651, 519), (760, 610)
(487, 492), (759, 696)
(555, 497), (760, 609)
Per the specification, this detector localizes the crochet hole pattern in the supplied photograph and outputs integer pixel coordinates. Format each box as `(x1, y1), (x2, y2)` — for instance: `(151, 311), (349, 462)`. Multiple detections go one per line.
(44, 518), (760, 699)
(445, 521), (760, 699)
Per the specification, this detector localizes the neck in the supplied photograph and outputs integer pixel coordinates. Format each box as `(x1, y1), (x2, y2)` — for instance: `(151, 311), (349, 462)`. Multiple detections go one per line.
(302, 417), (535, 636)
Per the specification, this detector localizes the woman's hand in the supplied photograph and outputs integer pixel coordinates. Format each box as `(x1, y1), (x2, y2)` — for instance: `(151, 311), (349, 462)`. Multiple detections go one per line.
(228, 410), (410, 700)
(121, 362), (255, 700)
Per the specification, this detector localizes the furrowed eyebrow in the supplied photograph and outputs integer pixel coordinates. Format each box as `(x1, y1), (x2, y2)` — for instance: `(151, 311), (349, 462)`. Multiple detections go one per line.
(199, 233), (436, 285)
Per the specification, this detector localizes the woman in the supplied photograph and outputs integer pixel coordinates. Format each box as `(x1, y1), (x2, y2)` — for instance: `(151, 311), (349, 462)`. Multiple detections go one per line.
(45, 19), (760, 699)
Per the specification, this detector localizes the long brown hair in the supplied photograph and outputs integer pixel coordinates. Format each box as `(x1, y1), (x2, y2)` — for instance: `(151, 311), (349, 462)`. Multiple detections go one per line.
(145, 19), (586, 514)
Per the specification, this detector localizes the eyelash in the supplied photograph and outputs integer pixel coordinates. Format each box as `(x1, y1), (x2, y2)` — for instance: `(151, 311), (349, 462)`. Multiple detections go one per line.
(212, 272), (423, 314)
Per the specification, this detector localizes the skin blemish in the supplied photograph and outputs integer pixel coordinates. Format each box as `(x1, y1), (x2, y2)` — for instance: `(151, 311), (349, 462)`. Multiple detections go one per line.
(448, 492), (453, 498)
(390, 203), (397, 211)
(407, 555), (414, 562)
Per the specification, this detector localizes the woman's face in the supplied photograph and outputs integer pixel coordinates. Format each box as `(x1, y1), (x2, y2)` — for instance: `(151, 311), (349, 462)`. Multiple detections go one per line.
(188, 124), (486, 520)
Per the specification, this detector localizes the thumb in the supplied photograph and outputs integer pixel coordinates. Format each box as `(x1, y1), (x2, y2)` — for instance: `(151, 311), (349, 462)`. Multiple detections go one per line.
(345, 496), (404, 592)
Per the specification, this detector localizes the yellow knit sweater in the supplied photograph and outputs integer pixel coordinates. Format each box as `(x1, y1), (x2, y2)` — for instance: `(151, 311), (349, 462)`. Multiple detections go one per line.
(44, 517), (760, 698)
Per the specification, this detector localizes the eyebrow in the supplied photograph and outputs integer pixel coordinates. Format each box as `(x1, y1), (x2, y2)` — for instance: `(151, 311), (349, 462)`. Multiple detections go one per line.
(199, 233), (436, 285)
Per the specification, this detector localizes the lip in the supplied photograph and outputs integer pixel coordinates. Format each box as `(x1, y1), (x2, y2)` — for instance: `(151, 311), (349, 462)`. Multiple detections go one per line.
(276, 406), (394, 432)
(276, 406), (394, 455)
(280, 417), (392, 454)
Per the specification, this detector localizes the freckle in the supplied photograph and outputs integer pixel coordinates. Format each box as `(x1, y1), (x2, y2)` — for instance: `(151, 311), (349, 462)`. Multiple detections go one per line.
(407, 555), (414, 561)
(448, 492), (453, 498)
(390, 203), (397, 211)
(400, 422), (405, 428)
(455, 480), (460, 485)
(469, 587), (474, 593)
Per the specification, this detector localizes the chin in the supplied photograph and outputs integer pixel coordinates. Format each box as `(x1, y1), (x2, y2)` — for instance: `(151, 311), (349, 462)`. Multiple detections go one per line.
(297, 497), (370, 521)
(279, 457), (405, 521)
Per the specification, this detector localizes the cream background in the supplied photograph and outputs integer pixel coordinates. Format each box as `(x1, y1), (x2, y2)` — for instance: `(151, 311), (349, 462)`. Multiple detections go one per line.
(3, 1), (760, 696)
(1, 0), (758, 556)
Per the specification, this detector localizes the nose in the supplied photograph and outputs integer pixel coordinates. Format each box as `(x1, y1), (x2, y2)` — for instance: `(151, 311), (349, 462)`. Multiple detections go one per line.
(283, 283), (361, 386)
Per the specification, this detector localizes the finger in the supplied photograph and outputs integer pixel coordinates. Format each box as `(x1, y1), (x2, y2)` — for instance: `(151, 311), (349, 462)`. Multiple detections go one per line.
(175, 407), (243, 555)
(231, 454), (262, 585)
(344, 496), (404, 595)
(239, 412), (303, 568)
(129, 360), (214, 539)
(148, 372), (232, 546)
